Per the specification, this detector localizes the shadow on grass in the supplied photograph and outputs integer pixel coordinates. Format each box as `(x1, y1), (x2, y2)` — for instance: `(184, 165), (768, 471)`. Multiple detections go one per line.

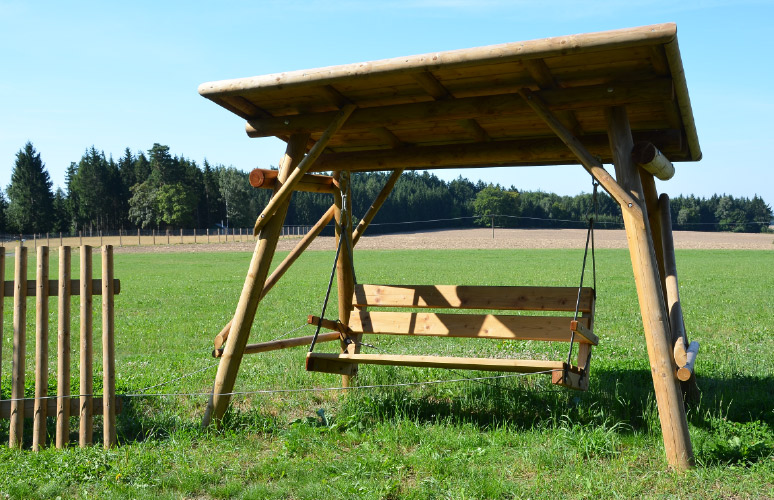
(2, 368), (769, 465)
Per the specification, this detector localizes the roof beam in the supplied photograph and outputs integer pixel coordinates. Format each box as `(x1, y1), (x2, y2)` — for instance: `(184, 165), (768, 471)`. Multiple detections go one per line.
(412, 71), (491, 143)
(246, 79), (673, 138)
(524, 58), (583, 135)
(309, 130), (681, 172)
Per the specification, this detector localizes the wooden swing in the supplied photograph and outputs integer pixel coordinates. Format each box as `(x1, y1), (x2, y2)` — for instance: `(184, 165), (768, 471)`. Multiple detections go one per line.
(304, 182), (601, 391)
(198, 23), (702, 469)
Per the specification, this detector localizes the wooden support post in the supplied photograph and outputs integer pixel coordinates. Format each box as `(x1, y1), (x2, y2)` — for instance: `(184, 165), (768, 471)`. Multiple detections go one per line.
(180, 228), (184, 244)
(203, 133), (309, 427)
(658, 194), (688, 361)
(334, 171), (358, 386)
(352, 169), (403, 245)
(606, 106), (693, 469)
(152, 230), (155, 245)
(56, 246), (72, 448)
(9, 246), (27, 448)
(639, 171), (669, 315)
(213, 204), (336, 349)
(60, 232), (63, 247)
(33, 246), (50, 451)
(194, 228), (197, 244)
(102, 246), (116, 448)
(79, 245), (93, 447)
(207, 228), (210, 243)
(138, 228), (141, 246)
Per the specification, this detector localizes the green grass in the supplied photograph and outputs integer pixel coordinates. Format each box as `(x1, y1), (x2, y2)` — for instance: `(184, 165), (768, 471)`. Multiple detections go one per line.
(1, 247), (773, 498)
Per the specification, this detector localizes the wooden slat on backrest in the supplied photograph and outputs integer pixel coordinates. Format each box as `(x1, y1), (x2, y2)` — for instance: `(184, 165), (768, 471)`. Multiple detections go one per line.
(352, 284), (594, 313)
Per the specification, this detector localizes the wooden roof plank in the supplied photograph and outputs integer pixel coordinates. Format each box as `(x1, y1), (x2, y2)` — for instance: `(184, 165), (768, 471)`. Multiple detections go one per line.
(201, 23), (701, 165)
(200, 24), (677, 97)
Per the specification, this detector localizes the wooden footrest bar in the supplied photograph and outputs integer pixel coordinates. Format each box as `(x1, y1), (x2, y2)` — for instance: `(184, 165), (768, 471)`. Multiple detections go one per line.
(306, 352), (563, 375)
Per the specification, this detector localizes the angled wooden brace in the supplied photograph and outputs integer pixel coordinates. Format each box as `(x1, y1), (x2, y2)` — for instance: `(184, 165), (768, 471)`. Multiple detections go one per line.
(517, 88), (645, 228)
(253, 104), (356, 235)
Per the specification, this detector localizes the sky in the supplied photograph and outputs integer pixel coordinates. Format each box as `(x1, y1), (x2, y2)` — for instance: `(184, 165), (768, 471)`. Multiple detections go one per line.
(2, 0), (773, 208)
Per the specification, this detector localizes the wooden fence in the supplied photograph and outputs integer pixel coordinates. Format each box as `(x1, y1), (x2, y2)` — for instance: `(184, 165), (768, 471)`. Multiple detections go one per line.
(0, 245), (120, 450)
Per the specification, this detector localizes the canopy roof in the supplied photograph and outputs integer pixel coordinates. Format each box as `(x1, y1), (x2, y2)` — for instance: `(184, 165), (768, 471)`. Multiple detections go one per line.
(199, 23), (700, 172)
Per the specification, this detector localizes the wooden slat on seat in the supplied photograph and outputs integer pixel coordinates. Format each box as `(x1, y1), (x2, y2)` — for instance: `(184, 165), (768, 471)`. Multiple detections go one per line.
(353, 284), (594, 313)
(306, 352), (564, 375)
(347, 311), (597, 344)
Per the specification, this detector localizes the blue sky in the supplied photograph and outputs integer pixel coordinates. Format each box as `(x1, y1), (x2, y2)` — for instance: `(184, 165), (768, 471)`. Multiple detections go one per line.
(2, 0), (773, 207)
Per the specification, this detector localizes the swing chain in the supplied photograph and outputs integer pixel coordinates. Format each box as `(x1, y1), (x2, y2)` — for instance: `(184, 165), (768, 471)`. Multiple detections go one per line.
(566, 178), (599, 370)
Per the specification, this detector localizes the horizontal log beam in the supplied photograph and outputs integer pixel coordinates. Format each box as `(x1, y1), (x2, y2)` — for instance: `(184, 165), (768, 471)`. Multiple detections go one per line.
(0, 395), (121, 419)
(310, 130), (681, 172)
(632, 142), (675, 180)
(246, 79), (673, 138)
(249, 168), (335, 194)
(3, 279), (121, 297)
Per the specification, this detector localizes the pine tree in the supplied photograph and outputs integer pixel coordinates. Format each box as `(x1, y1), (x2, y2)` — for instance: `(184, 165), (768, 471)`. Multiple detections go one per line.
(6, 142), (55, 233)
(0, 189), (8, 233)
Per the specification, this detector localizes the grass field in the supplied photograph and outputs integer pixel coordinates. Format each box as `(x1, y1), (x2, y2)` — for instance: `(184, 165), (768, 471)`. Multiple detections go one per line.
(1, 247), (773, 498)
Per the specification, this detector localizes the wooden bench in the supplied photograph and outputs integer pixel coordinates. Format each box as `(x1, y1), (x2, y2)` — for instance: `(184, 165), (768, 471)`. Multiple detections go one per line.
(306, 284), (597, 390)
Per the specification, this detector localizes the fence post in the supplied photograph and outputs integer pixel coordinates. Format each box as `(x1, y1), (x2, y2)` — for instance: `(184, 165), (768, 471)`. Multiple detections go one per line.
(79, 230), (83, 246)
(33, 246), (49, 451)
(207, 228), (210, 243)
(180, 228), (184, 244)
(56, 246), (72, 449)
(9, 246), (27, 448)
(79, 245), (93, 447)
(0, 248), (4, 382)
(166, 229), (170, 245)
(152, 229), (156, 245)
(194, 228), (197, 244)
(47, 232), (50, 247)
(119, 229), (122, 247)
(60, 232), (63, 247)
(138, 228), (141, 246)
(102, 246), (116, 448)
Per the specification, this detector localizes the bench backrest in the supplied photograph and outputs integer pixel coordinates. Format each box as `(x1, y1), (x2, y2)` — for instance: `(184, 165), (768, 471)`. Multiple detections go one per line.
(352, 284), (594, 313)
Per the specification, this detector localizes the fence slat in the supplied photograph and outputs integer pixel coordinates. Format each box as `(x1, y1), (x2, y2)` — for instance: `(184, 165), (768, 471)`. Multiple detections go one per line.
(33, 246), (49, 451)
(9, 246), (27, 448)
(79, 245), (93, 447)
(56, 246), (72, 449)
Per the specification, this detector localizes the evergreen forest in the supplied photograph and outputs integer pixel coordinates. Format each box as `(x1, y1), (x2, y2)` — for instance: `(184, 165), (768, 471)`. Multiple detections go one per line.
(2, 142), (771, 236)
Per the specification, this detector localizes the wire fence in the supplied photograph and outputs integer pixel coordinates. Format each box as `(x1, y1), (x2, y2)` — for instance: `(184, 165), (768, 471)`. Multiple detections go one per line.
(0, 225), (314, 248)
(1, 213), (771, 249)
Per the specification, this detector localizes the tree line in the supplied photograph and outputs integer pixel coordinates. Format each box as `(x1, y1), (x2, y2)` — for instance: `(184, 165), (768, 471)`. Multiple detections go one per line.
(2, 142), (771, 236)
